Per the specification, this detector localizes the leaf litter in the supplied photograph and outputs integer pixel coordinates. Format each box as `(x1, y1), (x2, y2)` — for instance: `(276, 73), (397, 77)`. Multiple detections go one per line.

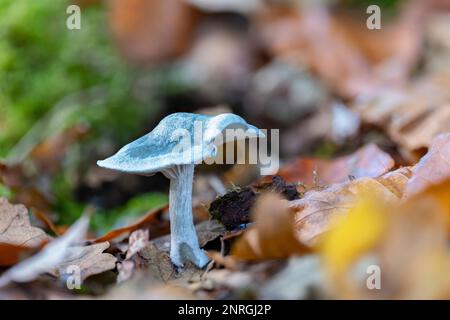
(1, 0), (450, 300)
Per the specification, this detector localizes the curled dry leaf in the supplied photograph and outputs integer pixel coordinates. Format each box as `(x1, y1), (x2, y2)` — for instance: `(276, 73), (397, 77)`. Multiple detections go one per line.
(267, 144), (395, 187)
(0, 198), (49, 248)
(231, 193), (310, 261)
(404, 133), (450, 197)
(290, 167), (412, 245)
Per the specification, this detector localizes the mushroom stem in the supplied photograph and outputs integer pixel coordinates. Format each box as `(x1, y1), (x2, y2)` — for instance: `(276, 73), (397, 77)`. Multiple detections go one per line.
(163, 164), (210, 268)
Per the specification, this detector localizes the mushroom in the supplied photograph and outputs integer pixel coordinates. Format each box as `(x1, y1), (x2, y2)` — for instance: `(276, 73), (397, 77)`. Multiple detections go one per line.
(97, 113), (263, 268)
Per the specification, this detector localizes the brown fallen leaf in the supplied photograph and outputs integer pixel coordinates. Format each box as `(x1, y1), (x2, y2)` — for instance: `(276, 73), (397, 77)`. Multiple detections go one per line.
(255, 2), (425, 98)
(231, 193), (310, 261)
(255, 6), (375, 98)
(265, 144), (395, 187)
(0, 243), (36, 266)
(115, 220), (223, 286)
(92, 204), (169, 243)
(290, 167), (412, 245)
(107, 0), (198, 64)
(353, 73), (450, 160)
(51, 242), (117, 282)
(0, 213), (115, 287)
(0, 198), (49, 248)
(404, 133), (450, 197)
(136, 242), (208, 289)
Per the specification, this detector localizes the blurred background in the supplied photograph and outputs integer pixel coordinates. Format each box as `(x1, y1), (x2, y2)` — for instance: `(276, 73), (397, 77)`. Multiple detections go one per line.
(0, 0), (449, 235)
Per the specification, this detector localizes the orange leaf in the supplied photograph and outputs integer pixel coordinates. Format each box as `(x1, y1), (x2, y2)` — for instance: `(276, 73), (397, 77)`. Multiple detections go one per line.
(267, 144), (394, 188)
(231, 193), (310, 261)
(92, 205), (169, 243)
(0, 243), (35, 266)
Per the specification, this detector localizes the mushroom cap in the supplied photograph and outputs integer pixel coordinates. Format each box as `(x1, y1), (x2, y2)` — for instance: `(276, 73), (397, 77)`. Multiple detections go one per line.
(97, 112), (264, 175)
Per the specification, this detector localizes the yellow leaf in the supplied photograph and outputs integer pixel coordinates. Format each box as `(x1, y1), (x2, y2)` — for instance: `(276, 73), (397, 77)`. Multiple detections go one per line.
(320, 196), (386, 275)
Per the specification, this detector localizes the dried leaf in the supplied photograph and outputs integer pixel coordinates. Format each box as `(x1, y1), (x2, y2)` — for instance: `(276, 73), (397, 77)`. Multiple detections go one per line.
(290, 167), (411, 245)
(255, 3), (424, 98)
(51, 242), (117, 282)
(0, 213), (91, 286)
(116, 220), (223, 285)
(0, 198), (49, 248)
(0, 243), (36, 266)
(405, 133), (450, 197)
(256, 6), (375, 98)
(353, 73), (450, 159)
(137, 242), (205, 286)
(232, 193), (310, 261)
(269, 144), (395, 187)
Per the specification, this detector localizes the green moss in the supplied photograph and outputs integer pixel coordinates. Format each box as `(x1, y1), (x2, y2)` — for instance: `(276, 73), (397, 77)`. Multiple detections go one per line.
(0, 0), (156, 156)
(0, 183), (12, 199)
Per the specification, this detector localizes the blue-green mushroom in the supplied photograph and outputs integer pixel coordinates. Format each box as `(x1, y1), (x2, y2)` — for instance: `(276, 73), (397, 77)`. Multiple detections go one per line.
(98, 112), (263, 268)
